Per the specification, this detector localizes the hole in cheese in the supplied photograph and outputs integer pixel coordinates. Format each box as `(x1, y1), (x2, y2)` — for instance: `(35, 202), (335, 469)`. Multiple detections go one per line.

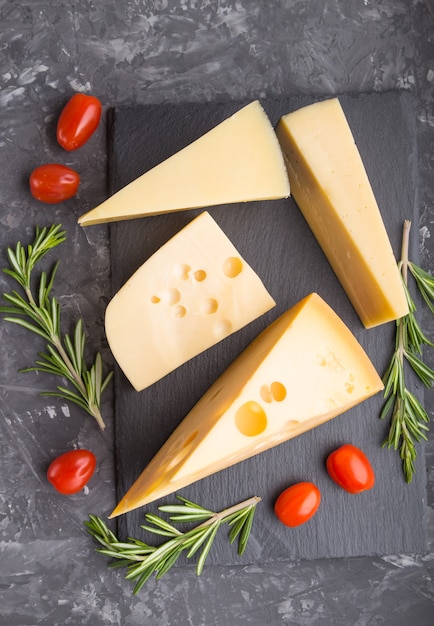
(161, 287), (181, 306)
(174, 263), (191, 280)
(172, 305), (186, 319)
(201, 298), (218, 315)
(223, 257), (243, 278)
(235, 401), (267, 437)
(194, 269), (207, 282)
(260, 381), (287, 403)
(271, 381), (287, 401)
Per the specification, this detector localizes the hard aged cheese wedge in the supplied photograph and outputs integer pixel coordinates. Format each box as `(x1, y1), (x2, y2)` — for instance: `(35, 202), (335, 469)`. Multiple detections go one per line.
(276, 98), (408, 329)
(110, 293), (383, 517)
(78, 100), (290, 225)
(105, 211), (276, 391)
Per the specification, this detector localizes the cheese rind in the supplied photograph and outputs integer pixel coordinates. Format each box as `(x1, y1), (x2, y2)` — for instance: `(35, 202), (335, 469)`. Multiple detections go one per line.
(78, 100), (290, 226)
(105, 211), (276, 392)
(276, 98), (408, 328)
(110, 293), (383, 517)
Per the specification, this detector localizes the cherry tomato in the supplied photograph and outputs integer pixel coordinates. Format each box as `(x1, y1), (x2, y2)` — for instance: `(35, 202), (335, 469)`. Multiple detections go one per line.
(30, 164), (80, 204)
(57, 93), (102, 151)
(274, 481), (321, 527)
(47, 450), (96, 495)
(326, 444), (375, 494)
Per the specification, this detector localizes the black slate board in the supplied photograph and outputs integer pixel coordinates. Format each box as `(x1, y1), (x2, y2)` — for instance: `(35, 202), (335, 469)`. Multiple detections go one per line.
(108, 92), (428, 564)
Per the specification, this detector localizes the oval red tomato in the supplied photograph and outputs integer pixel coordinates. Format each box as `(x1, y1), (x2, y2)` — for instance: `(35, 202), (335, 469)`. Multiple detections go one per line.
(326, 444), (375, 494)
(57, 93), (102, 151)
(47, 450), (96, 495)
(30, 164), (80, 204)
(274, 481), (321, 527)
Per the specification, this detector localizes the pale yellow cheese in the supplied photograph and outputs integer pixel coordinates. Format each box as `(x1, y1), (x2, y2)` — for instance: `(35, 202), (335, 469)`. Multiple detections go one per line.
(78, 101), (290, 226)
(110, 293), (383, 517)
(105, 211), (276, 392)
(276, 98), (408, 328)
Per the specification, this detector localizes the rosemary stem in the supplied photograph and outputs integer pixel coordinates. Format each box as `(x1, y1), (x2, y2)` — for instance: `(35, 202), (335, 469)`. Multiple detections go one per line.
(397, 220), (412, 364)
(2, 225), (110, 430)
(400, 219), (412, 285)
(194, 496), (262, 530)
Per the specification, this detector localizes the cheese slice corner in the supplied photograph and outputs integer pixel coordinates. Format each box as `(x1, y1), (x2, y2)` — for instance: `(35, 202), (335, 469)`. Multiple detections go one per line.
(110, 292), (383, 518)
(105, 211), (276, 392)
(78, 100), (290, 226)
(276, 97), (408, 328)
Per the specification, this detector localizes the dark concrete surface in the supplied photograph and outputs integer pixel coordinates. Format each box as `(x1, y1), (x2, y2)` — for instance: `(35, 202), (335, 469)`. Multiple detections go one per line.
(0, 2), (433, 625)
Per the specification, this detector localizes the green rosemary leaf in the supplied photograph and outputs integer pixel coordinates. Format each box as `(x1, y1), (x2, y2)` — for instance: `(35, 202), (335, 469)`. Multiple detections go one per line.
(228, 517), (247, 546)
(382, 352), (402, 398)
(409, 262), (434, 314)
(64, 333), (80, 375)
(405, 308), (434, 352)
(3, 315), (51, 341)
(132, 568), (157, 594)
(38, 271), (47, 308)
(379, 391), (395, 422)
(143, 513), (183, 536)
(405, 389), (430, 423)
(140, 526), (179, 539)
(174, 495), (209, 509)
(93, 350), (102, 405)
(0, 304), (25, 315)
(44, 262), (60, 300)
(196, 523), (220, 576)
(226, 507), (250, 526)
(405, 351), (434, 386)
(155, 547), (184, 578)
(108, 559), (136, 570)
(109, 541), (153, 553)
(101, 368), (114, 393)
(160, 504), (212, 516)
(35, 346), (73, 378)
(5, 248), (23, 279)
(238, 506), (256, 555)
(40, 390), (91, 413)
(3, 291), (38, 315)
(186, 524), (217, 559)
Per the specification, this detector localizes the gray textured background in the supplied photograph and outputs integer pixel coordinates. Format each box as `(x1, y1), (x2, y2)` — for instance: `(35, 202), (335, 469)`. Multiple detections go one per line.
(0, 1), (433, 625)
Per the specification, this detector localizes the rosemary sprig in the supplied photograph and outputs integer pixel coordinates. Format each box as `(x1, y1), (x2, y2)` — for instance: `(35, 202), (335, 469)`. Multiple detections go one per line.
(380, 219), (434, 482)
(85, 495), (261, 592)
(0, 224), (112, 430)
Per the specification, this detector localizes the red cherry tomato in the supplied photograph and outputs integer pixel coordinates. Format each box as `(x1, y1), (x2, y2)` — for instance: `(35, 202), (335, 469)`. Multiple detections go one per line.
(326, 444), (375, 494)
(47, 450), (96, 495)
(57, 93), (102, 151)
(274, 481), (321, 527)
(30, 164), (80, 204)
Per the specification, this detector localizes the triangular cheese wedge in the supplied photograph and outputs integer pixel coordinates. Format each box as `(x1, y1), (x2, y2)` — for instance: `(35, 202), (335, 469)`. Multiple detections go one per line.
(110, 293), (383, 517)
(105, 211), (276, 391)
(78, 101), (290, 226)
(276, 98), (408, 328)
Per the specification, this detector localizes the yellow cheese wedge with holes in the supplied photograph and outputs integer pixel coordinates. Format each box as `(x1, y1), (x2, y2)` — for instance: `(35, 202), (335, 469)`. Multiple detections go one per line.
(110, 292), (383, 517)
(276, 98), (408, 328)
(105, 211), (276, 391)
(78, 100), (290, 226)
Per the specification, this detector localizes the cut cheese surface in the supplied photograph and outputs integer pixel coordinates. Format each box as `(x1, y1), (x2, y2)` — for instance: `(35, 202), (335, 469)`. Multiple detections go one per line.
(78, 100), (290, 226)
(110, 293), (383, 517)
(276, 98), (408, 328)
(105, 211), (276, 392)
